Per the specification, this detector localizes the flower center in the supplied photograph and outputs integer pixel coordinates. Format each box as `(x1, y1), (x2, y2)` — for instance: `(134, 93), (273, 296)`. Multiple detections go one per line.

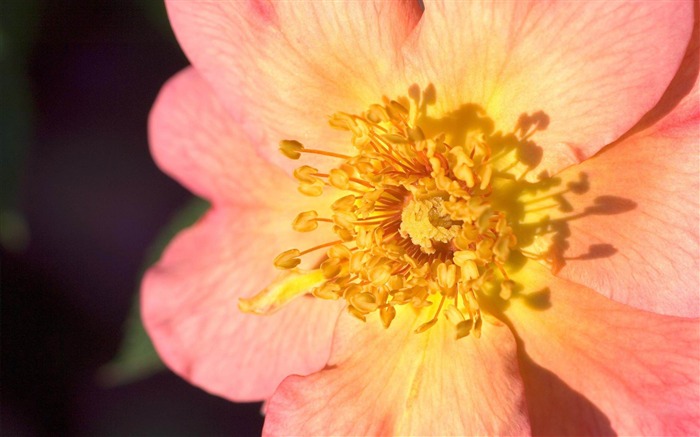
(240, 85), (556, 339)
(399, 197), (459, 254)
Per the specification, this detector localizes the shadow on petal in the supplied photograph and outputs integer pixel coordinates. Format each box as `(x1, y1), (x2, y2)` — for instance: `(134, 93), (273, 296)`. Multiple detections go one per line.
(519, 352), (617, 437)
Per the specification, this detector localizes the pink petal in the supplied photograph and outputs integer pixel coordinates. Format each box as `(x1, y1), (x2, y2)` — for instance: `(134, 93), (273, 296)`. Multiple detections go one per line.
(531, 71), (699, 317)
(405, 0), (694, 177)
(145, 69), (344, 401)
(627, 9), (699, 137)
(142, 207), (343, 402)
(150, 67), (288, 205)
(506, 262), (700, 436)
(263, 309), (530, 436)
(165, 1), (422, 173)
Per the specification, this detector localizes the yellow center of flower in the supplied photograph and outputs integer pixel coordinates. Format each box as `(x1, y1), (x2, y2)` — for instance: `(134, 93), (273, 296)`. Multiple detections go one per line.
(240, 85), (560, 339)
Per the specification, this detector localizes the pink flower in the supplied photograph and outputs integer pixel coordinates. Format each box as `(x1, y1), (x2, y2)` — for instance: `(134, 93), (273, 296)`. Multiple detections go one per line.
(143, 1), (700, 435)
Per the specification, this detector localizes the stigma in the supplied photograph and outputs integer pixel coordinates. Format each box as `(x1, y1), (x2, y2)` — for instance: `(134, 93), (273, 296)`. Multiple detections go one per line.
(240, 85), (530, 339)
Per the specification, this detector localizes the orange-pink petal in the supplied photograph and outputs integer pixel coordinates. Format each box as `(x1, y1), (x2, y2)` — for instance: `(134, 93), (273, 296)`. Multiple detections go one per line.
(263, 309), (530, 436)
(540, 71), (699, 317)
(142, 207), (343, 402)
(406, 0), (694, 176)
(165, 0), (422, 173)
(150, 67), (282, 205)
(144, 68), (343, 401)
(506, 262), (700, 436)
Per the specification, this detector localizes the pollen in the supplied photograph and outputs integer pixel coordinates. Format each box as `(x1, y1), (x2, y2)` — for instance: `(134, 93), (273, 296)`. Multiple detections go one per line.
(399, 197), (459, 254)
(240, 85), (555, 340)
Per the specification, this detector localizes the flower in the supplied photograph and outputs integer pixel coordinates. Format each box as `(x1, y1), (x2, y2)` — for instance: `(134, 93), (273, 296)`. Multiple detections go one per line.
(143, 1), (700, 435)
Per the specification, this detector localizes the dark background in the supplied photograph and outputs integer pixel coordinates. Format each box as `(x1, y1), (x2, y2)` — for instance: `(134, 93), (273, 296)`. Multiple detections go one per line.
(2, 1), (264, 435)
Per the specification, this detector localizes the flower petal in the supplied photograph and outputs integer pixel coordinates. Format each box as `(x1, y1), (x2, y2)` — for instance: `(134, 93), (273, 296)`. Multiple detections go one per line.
(626, 8), (699, 137)
(263, 308), (530, 436)
(150, 67), (291, 205)
(407, 0), (694, 176)
(146, 68), (345, 400)
(165, 0), (422, 172)
(526, 73), (700, 317)
(142, 207), (343, 402)
(506, 262), (700, 436)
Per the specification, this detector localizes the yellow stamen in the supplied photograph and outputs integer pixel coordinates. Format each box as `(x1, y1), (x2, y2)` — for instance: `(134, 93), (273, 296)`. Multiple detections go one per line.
(248, 85), (540, 339)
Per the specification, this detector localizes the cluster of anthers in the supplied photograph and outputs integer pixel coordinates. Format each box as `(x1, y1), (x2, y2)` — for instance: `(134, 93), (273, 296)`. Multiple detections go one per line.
(272, 87), (520, 339)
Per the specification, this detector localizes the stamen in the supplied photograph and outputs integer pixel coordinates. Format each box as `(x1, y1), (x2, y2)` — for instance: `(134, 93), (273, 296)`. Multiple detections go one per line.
(253, 85), (530, 339)
(280, 139), (351, 160)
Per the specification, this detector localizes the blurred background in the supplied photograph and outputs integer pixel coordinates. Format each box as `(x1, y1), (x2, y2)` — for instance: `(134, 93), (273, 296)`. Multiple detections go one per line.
(2, 1), (264, 435)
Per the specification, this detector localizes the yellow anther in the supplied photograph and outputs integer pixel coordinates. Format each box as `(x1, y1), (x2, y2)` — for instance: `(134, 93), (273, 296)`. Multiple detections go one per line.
(387, 100), (408, 118)
(292, 211), (319, 232)
(329, 168), (350, 189)
(279, 139), (304, 159)
(293, 165), (319, 183)
(328, 243), (352, 260)
(333, 225), (354, 242)
(328, 112), (357, 131)
(367, 104), (389, 124)
(298, 180), (324, 197)
(477, 239), (494, 259)
(349, 251), (365, 273)
(312, 282), (341, 300)
(295, 165), (324, 196)
(455, 163), (475, 187)
(350, 292), (379, 313)
(273, 249), (301, 269)
(479, 164), (493, 190)
(415, 318), (438, 333)
(455, 319), (473, 339)
(453, 250), (478, 265)
(436, 262), (457, 289)
(331, 194), (356, 212)
(460, 260), (480, 281)
(343, 284), (362, 300)
(333, 211), (356, 231)
(429, 156), (442, 174)
(368, 264), (391, 286)
(381, 133), (409, 144)
(321, 258), (344, 279)
(380, 305), (396, 328)
(387, 275), (404, 290)
(347, 305), (367, 322)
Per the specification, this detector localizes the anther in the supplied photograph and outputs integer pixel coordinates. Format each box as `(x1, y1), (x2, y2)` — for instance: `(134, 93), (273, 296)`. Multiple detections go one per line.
(292, 211), (319, 232)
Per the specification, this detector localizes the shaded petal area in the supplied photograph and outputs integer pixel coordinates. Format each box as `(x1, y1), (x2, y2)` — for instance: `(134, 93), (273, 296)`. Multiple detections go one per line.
(407, 0), (693, 176)
(144, 69), (342, 401)
(263, 309), (530, 436)
(533, 75), (700, 317)
(166, 0), (422, 172)
(506, 262), (700, 436)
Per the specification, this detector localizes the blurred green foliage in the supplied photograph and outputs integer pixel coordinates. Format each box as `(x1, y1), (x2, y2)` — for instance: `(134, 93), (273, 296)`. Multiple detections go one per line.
(99, 197), (210, 386)
(0, 0), (41, 252)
